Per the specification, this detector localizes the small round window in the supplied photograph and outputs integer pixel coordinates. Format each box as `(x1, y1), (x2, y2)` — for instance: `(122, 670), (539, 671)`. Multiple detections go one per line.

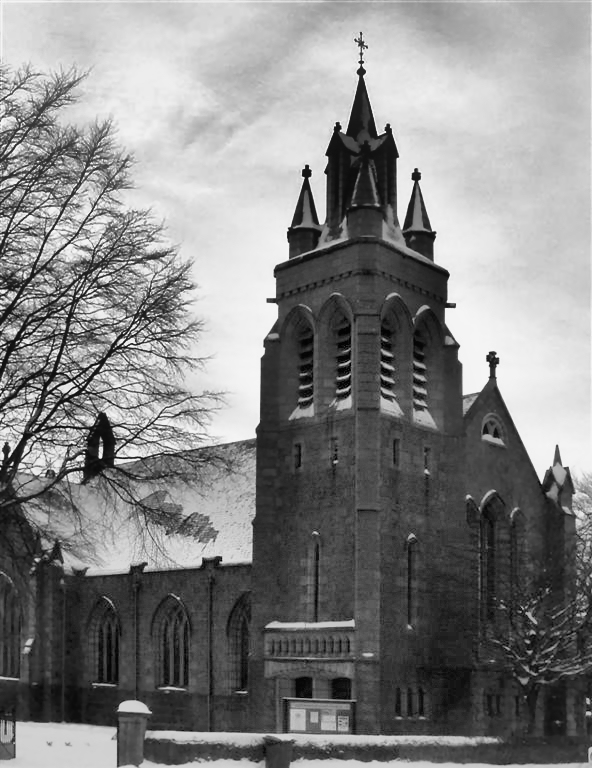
(481, 415), (506, 447)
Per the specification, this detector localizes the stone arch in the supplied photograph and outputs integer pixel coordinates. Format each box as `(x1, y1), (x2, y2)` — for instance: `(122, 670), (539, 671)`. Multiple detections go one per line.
(151, 595), (191, 688)
(279, 304), (316, 421)
(317, 294), (355, 410)
(412, 307), (445, 428)
(480, 492), (509, 621)
(227, 591), (251, 692)
(380, 294), (413, 415)
(86, 596), (120, 685)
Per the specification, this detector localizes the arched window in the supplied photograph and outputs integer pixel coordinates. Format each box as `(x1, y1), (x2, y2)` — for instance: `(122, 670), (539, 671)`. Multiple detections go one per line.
(0, 573), (20, 678)
(482, 415), (506, 446)
(412, 330), (428, 412)
(296, 326), (314, 409)
(305, 532), (321, 622)
(510, 510), (526, 605)
(88, 597), (120, 684)
(380, 320), (396, 402)
(227, 592), (251, 692)
(406, 535), (419, 628)
(153, 596), (190, 688)
(334, 316), (352, 402)
(482, 511), (496, 620)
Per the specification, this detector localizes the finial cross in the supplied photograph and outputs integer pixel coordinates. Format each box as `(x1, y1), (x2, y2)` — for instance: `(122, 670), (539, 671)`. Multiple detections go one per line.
(354, 32), (368, 69)
(486, 350), (499, 379)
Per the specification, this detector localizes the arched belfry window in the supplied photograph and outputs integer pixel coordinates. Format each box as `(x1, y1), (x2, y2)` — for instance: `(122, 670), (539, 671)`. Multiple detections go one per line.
(0, 573), (20, 678)
(334, 316), (352, 403)
(297, 325), (314, 410)
(380, 319), (396, 402)
(227, 592), (251, 692)
(412, 330), (428, 412)
(152, 596), (190, 688)
(88, 597), (120, 684)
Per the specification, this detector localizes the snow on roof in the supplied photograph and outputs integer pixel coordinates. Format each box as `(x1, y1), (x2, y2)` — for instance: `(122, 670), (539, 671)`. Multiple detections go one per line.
(463, 392), (480, 415)
(22, 439), (256, 574)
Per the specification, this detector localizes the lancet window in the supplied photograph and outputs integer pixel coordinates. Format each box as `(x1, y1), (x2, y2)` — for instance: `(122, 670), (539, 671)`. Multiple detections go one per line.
(412, 331), (428, 411)
(297, 327), (314, 409)
(89, 597), (120, 685)
(153, 596), (190, 688)
(335, 318), (352, 401)
(380, 322), (396, 401)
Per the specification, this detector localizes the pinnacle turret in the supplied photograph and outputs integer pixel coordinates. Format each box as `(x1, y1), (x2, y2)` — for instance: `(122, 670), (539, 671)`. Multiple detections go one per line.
(287, 165), (321, 259)
(403, 168), (436, 260)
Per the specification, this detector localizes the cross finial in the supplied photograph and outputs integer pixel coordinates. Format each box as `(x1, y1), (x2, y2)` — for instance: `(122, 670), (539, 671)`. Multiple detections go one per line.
(302, 164), (312, 179)
(486, 350), (499, 379)
(412, 168), (422, 182)
(354, 32), (368, 74)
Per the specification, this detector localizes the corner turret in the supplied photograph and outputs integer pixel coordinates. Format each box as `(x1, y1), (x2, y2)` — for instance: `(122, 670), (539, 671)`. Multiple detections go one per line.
(287, 165), (321, 259)
(403, 168), (436, 260)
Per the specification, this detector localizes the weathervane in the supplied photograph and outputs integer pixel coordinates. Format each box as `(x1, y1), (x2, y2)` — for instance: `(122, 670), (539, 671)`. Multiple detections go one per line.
(354, 32), (368, 73)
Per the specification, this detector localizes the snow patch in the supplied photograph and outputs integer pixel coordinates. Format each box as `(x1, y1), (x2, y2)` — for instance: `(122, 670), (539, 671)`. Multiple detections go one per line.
(380, 397), (403, 417)
(413, 409), (437, 430)
(265, 620), (355, 631)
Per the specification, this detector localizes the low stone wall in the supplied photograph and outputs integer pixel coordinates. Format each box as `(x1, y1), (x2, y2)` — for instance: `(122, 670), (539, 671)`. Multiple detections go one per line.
(144, 731), (592, 765)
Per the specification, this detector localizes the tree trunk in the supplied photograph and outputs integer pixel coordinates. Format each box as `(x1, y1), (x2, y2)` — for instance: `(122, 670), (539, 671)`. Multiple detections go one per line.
(525, 688), (539, 735)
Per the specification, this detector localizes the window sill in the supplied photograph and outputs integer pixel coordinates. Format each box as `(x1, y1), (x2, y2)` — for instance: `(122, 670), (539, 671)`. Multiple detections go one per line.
(91, 682), (118, 689)
(156, 686), (188, 693)
(232, 689), (249, 696)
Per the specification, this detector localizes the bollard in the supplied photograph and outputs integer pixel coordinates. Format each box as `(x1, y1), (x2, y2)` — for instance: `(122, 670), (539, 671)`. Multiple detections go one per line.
(116, 700), (151, 767)
(263, 735), (294, 768)
(588, 745), (592, 763)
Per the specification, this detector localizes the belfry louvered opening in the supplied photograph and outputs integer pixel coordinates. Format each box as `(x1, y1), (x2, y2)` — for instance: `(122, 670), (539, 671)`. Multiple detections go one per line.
(297, 326), (314, 408)
(413, 331), (428, 411)
(335, 319), (352, 400)
(380, 322), (396, 401)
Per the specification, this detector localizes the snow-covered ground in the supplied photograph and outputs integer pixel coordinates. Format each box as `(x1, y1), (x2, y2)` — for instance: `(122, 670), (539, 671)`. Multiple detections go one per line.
(5, 721), (589, 767)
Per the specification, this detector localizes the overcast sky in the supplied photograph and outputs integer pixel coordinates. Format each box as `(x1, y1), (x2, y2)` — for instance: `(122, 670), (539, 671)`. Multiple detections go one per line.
(2, 1), (590, 478)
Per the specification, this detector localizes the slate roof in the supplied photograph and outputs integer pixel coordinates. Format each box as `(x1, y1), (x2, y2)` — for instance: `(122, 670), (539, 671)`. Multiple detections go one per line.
(20, 439), (256, 574)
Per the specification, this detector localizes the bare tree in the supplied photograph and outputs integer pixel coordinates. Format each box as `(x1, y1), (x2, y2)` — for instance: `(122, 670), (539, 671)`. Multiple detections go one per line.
(489, 582), (592, 735)
(0, 65), (224, 557)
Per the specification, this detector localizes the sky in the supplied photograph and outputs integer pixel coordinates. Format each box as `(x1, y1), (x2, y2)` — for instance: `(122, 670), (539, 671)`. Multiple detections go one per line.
(1, 0), (590, 478)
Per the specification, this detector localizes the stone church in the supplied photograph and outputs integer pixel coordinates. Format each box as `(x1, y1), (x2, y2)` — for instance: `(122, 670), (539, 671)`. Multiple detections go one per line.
(0, 52), (580, 737)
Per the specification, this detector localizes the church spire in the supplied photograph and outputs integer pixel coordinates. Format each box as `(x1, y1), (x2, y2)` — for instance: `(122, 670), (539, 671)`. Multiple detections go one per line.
(403, 168), (436, 260)
(287, 165), (321, 259)
(347, 34), (377, 143)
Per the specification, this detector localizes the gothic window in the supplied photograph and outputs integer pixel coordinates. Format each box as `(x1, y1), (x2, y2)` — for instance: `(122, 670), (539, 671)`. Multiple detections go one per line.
(510, 511), (526, 604)
(0, 573), (20, 679)
(297, 326), (314, 409)
(380, 321), (396, 402)
(482, 415), (506, 446)
(395, 687), (402, 716)
(335, 318), (352, 401)
(227, 592), (251, 692)
(407, 687), (414, 716)
(88, 597), (120, 684)
(305, 532), (321, 622)
(406, 535), (418, 628)
(482, 511), (496, 620)
(418, 687), (426, 717)
(412, 330), (428, 411)
(153, 596), (190, 688)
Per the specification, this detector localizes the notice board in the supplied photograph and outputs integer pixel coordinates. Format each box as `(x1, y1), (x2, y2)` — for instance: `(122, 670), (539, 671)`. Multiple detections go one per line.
(284, 698), (355, 734)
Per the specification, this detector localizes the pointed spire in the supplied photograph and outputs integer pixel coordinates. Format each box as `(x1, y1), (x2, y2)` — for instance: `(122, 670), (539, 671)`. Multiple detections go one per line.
(287, 166), (321, 259)
(402, 169), (436, 260)
(553, 444), (562, 466)
(347, 35), (377, 144)
(290, 165), (319, 228)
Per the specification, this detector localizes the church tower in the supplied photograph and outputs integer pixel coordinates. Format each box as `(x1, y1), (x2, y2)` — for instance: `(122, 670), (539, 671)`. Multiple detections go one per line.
(251, 40), (473, 734)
